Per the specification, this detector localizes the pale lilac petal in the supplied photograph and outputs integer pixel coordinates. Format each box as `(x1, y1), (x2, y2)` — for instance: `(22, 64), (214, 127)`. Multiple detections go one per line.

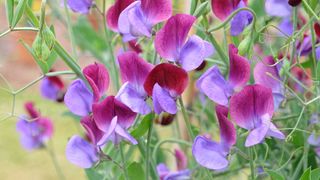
(155, 14), (196, 61)
(66, 0), (93, 14)
(196, 66), (233, 106)
(316, 47), (320, 61)
(106, 0), (135, 32)
(192, 136), (229, 170)
(141, 0), (172, 24)
(230, 2), (253, 36)
(267, 122), (285, 139)
(97, 116), (118, 146)
(228, 44), (251, 88)
(308, 133), (320, 146)
(216, 105), (236, 147)
(265, 0), (291, 17)
(40, 78), (60, 101)
(211, 0), (240, 20)
(152, 83), (177, 114)
(273, 93), (285, 110)
(230, 85), (274, 130)
(114, 124), (138, 144)
(157, 163), (170, 179)
(298, 35), (312, 56)
(179, 35), (214, 71)
(64, 79), (93, 116)
(245, 117), (270, 147)
(164, 169), (191, 180)
(278, 19), (293, 36)
(66, 135), (99, 168)
(116, 82), (151, 114)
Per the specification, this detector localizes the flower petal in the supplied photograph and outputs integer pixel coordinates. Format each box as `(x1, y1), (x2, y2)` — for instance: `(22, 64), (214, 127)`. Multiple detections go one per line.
(278, 19), (293, 36)
(83, 63), (110, 102)
(152, 83), (177, 114)
(267, 122), (285, 139)
(245, 122), (270, 147)
(230, 84), (274, 130)
(66, 0), (93, 14)
(308, 133), (320, 146)
(196, 66), (233, 106)
(97, 116), (118, 146)
(65, 135), (98, 168)
(141, 0), (172, 24)
(128, 40), (143, 54)
(106, 0), (135, 32)
(118, 51), (153, 86)
(211, 0), (240, 20)
(40, 78), (60, 101)
(265, 0), (291, 17)
(80, 116), (104, 145)
(157, 163), (170, 179)
(192, 136), (229, 170)
(24, 102), (40, 119)
(64, 79), (93, 116)
(144, 63), (189, 96)
(216, 105), (236, 147)
(316, 47), (320, 61)
(179, 35), (214, 71)
(228, 44), (251, 88)
(116, 82), (151, 114)
(164, 169), (191, 180)
(114, 124), (138, 144)
(230, 2), (253, 36)
(175, 149), (188, 170)
(155, 14), (196, 61)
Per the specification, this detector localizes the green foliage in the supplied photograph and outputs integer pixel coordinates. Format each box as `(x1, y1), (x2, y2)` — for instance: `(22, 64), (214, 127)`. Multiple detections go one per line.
(266, 170), (285, 180)
(120, 162), (146, 180)
(11, 0), (28, 27)
(131, 114), (154, 139)
(5, 0), (14, 27)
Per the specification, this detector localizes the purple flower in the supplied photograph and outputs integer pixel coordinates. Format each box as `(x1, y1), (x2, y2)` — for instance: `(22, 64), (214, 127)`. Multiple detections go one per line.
(157, 149), (190, 180)
(297, 35), (312, 56)
(230, 84), (285, 147)
(265, 0), (291, 17)
(196, 44), (250, 106)
(254, 56), (284, 110)
(93, 96), (137, 146)
(230, 1), (253, 36)
(40, 75), (65, 102)
(63, 0), (93, 14)
(106, 0), (135, 32)
(278, 19), (293, 36)
(16, 102), (53, 150)
(144, 63), (189, 114)
(192, 105), (236, 170)
(65, 135), (99, 168)
(316, 47), (320, 61)
(116, 51), (153, 114)
(155, 14), (214, 71)
(118, 0), (172, 42)
(80, 115), (104, 145)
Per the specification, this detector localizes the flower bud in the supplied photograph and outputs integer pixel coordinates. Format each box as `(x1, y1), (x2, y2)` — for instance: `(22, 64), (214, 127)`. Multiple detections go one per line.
(288, 0), (302, 7)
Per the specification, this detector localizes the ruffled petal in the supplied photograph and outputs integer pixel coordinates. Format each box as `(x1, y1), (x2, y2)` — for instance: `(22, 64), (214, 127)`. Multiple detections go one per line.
(144, 63), (189, 96)
(40, 78), (60, 101)
(230, 84), (274, 130)
(196, 66), (233, 106)
(97, 116), (118, 146)
(66, 0), (93, 14)
(106, 0), (135, 32)
(216, 105), (236, 147)
(192, 136), (229, 170)
(179, 35), (214, 71)
(157, 163), (170, 179)
(65, 135), (98, 168)
(228, 44), (251, 88)
(265, 0), (291, 17)
(141, 0), (172, 24)
(80, 116), (104, 145)
(278, 19), (293, 36)
(114, 124), (138, 144)
(155, 14), (196, 61)
(116, 82), (151, 114)
(211, 0), (240, 20)
(245, 123), (270, 147)
(316, 47), (320, 61)
(266, 122), (285, 139)
(152, 83), (177, 114)
(83, 63), (110, 102)
(64, 79), (93, 116)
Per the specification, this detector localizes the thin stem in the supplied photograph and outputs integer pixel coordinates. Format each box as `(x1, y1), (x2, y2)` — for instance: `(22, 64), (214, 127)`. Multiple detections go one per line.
(63, 0), (77, 59)
(178, 98), (195, 139)
(119, 143), (129, 180)
(13, 75), (45, 94)
(206, 32), (229, 65)
(248, 147), (255, 180)
(302, 0), (320, 21)
(46, 71), (75, 76)
(286, 106), (306, 141)
(146, 121), (153, 180)
(46, 142), (66, 180)
(0, 29), (10, 38)
(152, 138), (191, 162)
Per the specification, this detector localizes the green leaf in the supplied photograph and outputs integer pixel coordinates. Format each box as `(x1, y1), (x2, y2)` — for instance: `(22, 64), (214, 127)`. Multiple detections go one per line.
(120, 162), (146, 180)
(311, 168), (320, 180)
(193, 1), (209, 18)
(25, 5), (40, 27)
(266, 170), (285, 180)
(131, 114), (154, 138)
(11, 0), (28, 28)
(300, 167), (311, 180)
(85, 168), (103, 180)
(5, 0), (14, 27)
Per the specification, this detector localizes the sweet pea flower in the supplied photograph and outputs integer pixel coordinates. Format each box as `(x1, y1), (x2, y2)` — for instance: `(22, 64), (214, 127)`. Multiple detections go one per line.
(254, 56), (284, 110)
(265, 0), (291, 17)
(211, 0), (252, 36)
(297, 35), (313, 56)
(106, 0), (135, 32)
(65, 135), (99, 168)
(116, 51), (153, 114)
(118, 0), (172, 42)
(316, 47), (320, 61)
(192, 105), (236, 170)
(93, 96), (137, 146)
(63, 0), (93, 14)
(288, 0), (302, 7)
(315, 23), (320, 38)
(16, 102), (54, 150)
(230, 84), (285, 147)
(155, 14), (214, 71)
(144, 63), (188, 114)
(196, 44), (250, 106)
(157, 149), (190, 180)
(40, 74), (65, 102)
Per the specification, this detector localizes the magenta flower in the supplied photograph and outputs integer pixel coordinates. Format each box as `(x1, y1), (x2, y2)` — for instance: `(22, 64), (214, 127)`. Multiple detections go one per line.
(230, 84), (285, 147)
(80, 115), (104, 145)
(65, 135), (99, 168)
(196, 44), (250, 106)
(254, 56), (284, 109)
(211, 0), (252, 36)
(116, 51), (153, 114)
(16, 102), (54, 150)
(93, 96), (137, 146)
(157, 149), (190, 180)
(118, 0), (172, 41)
(265, 0), (291, 17)
(144, 63), (188, 114)
(155, 14), (214, 71)
(64, 0), (93, 14)
(192, 105), (236, 170)
(106, 0), (135, 32)
(40, 75), (65, 102)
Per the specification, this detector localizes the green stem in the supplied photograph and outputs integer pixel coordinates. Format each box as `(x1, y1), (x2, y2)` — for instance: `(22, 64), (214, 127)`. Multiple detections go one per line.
(119, 143), (129, 180)
(248, 147), (255, 180)
(178, 98), (195, 139)
(13, 75), (44, 94)
(302, 0), (320, 20)
(206, 32), (229, 65)
(286, 106), (306, 141)
(46, 71), (75, 76)
(46, 142), (66, 180)
(146, 121), (153, 180)
(63, 0), (77, 59)
(152, 138), (191, 161)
